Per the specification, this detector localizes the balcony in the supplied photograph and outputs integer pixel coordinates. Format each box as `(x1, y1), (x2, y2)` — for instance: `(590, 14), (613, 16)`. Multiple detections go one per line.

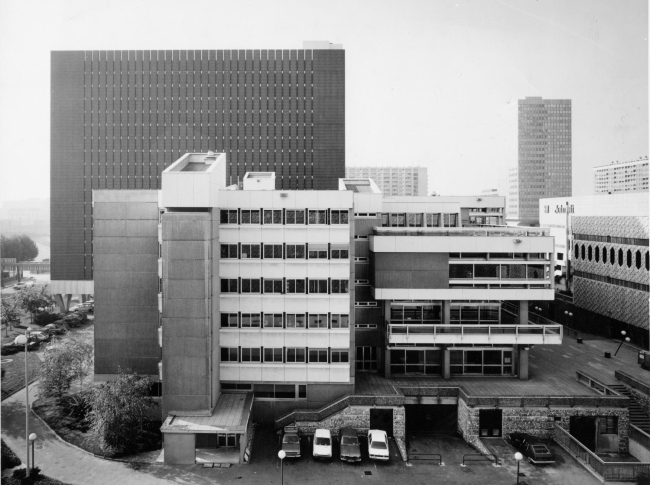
(387, 324), (563, 345)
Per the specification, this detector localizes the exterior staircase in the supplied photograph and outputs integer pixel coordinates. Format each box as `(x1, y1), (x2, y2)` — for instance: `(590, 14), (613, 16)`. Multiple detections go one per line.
(609, 384), (650, 433)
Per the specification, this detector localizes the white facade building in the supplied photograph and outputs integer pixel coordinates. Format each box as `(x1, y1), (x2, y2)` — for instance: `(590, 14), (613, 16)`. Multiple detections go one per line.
(593, 158), (649, 194)
(345, 166), (428, 196)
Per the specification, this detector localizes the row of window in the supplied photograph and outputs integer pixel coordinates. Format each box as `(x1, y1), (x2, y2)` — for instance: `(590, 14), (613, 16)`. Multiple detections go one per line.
(573, 270), (649, 293)
(574, 234), (649, 248)
(220, 243), (349, 260)
(221, 383), (307, 400)
(221, 313), (349, 329)
(449, 252), (549, 260)
(220, 209), (348, 225)
(221, 347), (349, 363)
(574, 244), (649, 271)
(221, 278), (349, 294)
(380, 213), (458, 228)
(449, 264), (548, 279)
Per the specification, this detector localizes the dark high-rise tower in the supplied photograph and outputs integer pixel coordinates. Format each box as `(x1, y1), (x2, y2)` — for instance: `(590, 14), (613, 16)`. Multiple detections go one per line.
(51, 44), (345, 290)
(509, 97), (572, 225)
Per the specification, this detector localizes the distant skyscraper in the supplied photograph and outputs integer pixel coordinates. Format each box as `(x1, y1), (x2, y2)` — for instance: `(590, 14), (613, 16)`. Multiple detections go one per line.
(50, 44), (345, 296)
(510, 97), (572, 225)
(593, 157), (649, 194)
(345, 166), (427, 196)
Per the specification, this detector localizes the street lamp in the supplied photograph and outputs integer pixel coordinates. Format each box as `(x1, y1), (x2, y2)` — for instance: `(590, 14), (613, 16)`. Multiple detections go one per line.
(614, 330), (631, 356)
(564, 311), (573, 317)
(14, 328), (32, 478)
(278, 450), (286, 485)
(514, 452), (523, 484)
(28, 434), (37, 470)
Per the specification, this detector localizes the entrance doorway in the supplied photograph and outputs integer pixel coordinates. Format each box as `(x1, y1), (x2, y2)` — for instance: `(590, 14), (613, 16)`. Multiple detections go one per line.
(405, 405), (457, 436)
(356, 346), (378, 372)
(370, 408), (393, 437)
(479, 409), (502, 437)
(570, 416), (596, 452)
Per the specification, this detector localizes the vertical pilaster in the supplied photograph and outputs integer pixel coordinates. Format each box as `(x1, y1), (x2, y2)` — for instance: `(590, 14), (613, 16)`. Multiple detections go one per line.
(442, 346), (450, 379)
(519, 301), (529, 325)
(518, 345), (529, 380)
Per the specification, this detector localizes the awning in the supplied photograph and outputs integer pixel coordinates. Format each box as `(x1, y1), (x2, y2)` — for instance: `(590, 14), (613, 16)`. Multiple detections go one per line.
(161, 392), (253, 434)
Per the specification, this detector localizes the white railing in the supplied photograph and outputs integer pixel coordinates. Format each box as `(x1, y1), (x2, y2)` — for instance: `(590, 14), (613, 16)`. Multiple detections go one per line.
(387, 324), (563, 345)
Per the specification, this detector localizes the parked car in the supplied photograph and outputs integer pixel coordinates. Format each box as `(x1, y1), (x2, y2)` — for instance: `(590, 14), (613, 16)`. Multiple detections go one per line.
(44, 323), (66, 335)
(507, 433), (555, 464)
(30, 331), (51, 342)
(281, 426), (301, 458)
(339, 428), (361, 462)
(312, 429), (332, 460)
(367, 429), (390, 461)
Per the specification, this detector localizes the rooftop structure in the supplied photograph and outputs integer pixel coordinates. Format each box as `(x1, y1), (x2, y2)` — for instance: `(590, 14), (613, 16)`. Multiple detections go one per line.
(345, 166), (428, 197)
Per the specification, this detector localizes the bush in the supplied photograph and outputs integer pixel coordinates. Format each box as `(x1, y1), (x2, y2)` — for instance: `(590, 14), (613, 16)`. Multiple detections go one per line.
(12, 466), (41, 480)
(1, 345), (23, 356)
(34, 313), (61, 326)
(638, 470), (650, 485)
(2, 439), (21, 470)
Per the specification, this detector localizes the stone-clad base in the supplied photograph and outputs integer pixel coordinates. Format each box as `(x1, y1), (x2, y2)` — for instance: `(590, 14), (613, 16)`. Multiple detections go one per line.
(294, 405), (405, 439)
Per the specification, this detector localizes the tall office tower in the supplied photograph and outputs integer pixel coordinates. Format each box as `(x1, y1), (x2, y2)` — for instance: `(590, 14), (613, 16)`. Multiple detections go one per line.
(593, 157), (649, 194)
(50, 43), (345, 298)
(514, 97), (572, 225)
(345, 166), (428, 196)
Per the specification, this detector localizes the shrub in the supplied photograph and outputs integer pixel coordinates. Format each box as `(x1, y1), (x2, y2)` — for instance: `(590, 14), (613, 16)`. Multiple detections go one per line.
(1, 439), (21, 470)
(34, 313), (61, 326)
(1, 345), (23, 356)
(12, 466), (41, 480)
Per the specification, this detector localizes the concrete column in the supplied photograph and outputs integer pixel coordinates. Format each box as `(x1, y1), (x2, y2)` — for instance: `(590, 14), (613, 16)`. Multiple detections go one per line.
(519, 301), (529, 325)
(54, 294), (72, 313)
(518, 345), (529, 380)
(442, 301), (451, 325)
(384, 347), (391, 378)
(442, 346), (450, 379)
(438, 213), (444, 227)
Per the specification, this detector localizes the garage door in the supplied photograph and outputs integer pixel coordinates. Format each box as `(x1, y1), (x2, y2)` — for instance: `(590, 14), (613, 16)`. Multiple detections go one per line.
(405, 405), (458, 436)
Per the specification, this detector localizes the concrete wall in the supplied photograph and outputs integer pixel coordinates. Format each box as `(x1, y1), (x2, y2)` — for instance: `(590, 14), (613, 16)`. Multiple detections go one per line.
(162, 211), (215, 415)
(93, 190), (160, 377)
(630, 437), (650, 462)
(164, 433), (195, 465)
(372, 253), (449, 289)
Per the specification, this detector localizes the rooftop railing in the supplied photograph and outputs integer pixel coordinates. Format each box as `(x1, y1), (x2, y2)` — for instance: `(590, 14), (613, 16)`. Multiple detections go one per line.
(373, 227), (550, 237)
(387, 323), (563, 345)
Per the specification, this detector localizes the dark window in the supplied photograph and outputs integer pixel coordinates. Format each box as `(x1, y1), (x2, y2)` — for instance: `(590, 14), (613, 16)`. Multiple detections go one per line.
(221, 279), (238, 293)
(241, 210), (260, 224)
(646, 251), (649, 271)
(475, 265), (498, 278)
(264, 210), (282, 224)
(581, 244), (585, 260)
(221, 348), (238, 362)
(241, 348), (261, 362)
(308, 280), (328, 294)
(618, 249), (623, 266)
(330, 210), (349, 224)
(602, 246), (607, 264)
(309, 349), (328, 363)
(286, 244), (305, 259)
(627, 249), (632, 268)
(308, 210), (327, 224)
(575, 244), (580, 259)
(636, 250), (641, 269)
(286, 279), (306, 294)
(286, 348), (306, 363)
(263, 279), (283, 294)
(221, 313), (238, 328)
(220, 210), (238, 224)
(308, 244), (328, 259)
(263, 314), (283, 328)
(286, 314), (306, 328)
(610, 248), (615, 265)
(449, 265), (473, 279)
(595, 246), (600, 262)
(588, 245), (592, 261)
(308, 314), (328, 328)
(331, 314), (349, 328)
(263, 244), (283, 259)
(527, 264), (545, 279)
(331, 279), (349, 294)
(241, 279), (261, 293)
(331, 350), (349, 363)
(221, 244), (238, 258)
(241, 313), (261, 328)
(264, 348), (283, 363)
(286, 210), (305, 224)
(241, 244), (261, 259)
(381, 213), (389, 227)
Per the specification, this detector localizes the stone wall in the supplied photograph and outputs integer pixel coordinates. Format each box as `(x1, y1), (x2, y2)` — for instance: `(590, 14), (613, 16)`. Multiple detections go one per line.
(294, 405), (405, 439)
(629, 387), (650, 417)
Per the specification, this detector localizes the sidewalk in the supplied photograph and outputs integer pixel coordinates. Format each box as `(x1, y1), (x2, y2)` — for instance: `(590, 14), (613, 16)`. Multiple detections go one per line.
(1, 383), (178, 485)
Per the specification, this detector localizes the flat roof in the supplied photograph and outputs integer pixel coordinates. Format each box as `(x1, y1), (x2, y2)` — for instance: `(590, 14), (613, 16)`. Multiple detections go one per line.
(161, 392), (253, 434)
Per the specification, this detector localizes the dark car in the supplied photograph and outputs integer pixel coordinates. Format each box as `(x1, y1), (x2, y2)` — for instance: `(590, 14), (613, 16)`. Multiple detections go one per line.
(339, 428), (361, 462)
(507, 433), (555, 464)
(281, 426), (301, 458)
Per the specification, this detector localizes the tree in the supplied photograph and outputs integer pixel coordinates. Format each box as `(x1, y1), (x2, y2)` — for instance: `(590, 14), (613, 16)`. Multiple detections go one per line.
(0, 234), (39, 262)
(86, 368), (157, 454)
(1, 296), (21, 337)
(16, 285), (54, 324)
(39, 339), (94, 399)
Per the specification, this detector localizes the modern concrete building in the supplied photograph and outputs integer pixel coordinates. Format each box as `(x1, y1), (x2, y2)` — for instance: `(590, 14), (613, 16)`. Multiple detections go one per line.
(509, 97), (572, 226)
(539, 193), (649, 347)
(593, 157), (649, 194)
(51, 43), (345, 305)
(345, 166), (427, 196)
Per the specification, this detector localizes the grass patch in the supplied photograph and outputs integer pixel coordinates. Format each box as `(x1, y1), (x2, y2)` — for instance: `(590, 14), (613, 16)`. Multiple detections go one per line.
(1, 352), (41, 400)
(2, 439), (22, 470)
(32, 394), (162, 459)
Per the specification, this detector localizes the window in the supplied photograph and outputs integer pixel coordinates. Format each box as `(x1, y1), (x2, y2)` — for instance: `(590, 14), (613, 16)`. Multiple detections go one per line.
(618, 249), (623, 266)
(264, 279), (283, 294)
(407, 213), (423, 227)
(220, 210), (238, 224)
(285, 210), (305, 224)
(308, 314), (328, 328)
(391, 214), (406, 227)
(220, 244), (238, 259)
(286, 244), (305, 259)
(610, 248), (615, 265)
(426, 213), (440, 227)
(221, 313), (238, 328)
(600, 416), (618, 435)
(330, 210), (349, 224)
(241, 348), (261, 362)
(527, 264), (545, 279)
(253, 384), (305, 399)
(308, 279), (328, 294)
(309, 349), (328, 363)
(443, 214), (457, 227)
(286, 279), (306, 294)
(331, 350), (349, 363)
(221, 347), (238, 362)
(627, 249), (632, 268)
(263, 244), (283, 259)
(330, 245), (349, 259)
(241, 243), (261, 259)
(241, 313), (261, 328)
(286, 348), (306, 363)
(331, 279), (349, 293)
(221, 278), (238, 293)
(449, 265), (473, 279)
(308, 244), (328, 259)
(240, 210), (260, 224)
(588, 245), (593, 261)
(500, 265), (527, 279)
(331, 314), (349, 328)
(308, 210), (327, 224)
(286, 314), (306, 328)
(474, 265), (498, 278)
(264, 348), (283, 363)
(602, 246), (607, 264)
(381, 213), (389, 227)
(241, 278), (261, 293)
(264, 209), (282, 224)
(263, 313), (283, 328)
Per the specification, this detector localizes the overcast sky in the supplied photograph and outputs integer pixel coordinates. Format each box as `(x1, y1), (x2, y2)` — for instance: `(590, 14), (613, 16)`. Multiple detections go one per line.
(0, 0), (647, 203)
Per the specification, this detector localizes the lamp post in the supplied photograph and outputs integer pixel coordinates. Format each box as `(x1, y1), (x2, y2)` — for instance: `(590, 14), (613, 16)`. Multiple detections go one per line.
(614, 330), (631, 356)
(278, 450), (286, 485)
(29, 434), (37, 470)
(565, 201), (571, 293)
(14, 328), (32, 478)
(514, 452), (523, 484)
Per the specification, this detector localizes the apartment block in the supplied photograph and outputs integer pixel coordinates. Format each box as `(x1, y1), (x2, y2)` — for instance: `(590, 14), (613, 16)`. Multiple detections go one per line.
(51, 44), (345, 298)
(345, 166), (427, 196)
(593, 158), (649, 194)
